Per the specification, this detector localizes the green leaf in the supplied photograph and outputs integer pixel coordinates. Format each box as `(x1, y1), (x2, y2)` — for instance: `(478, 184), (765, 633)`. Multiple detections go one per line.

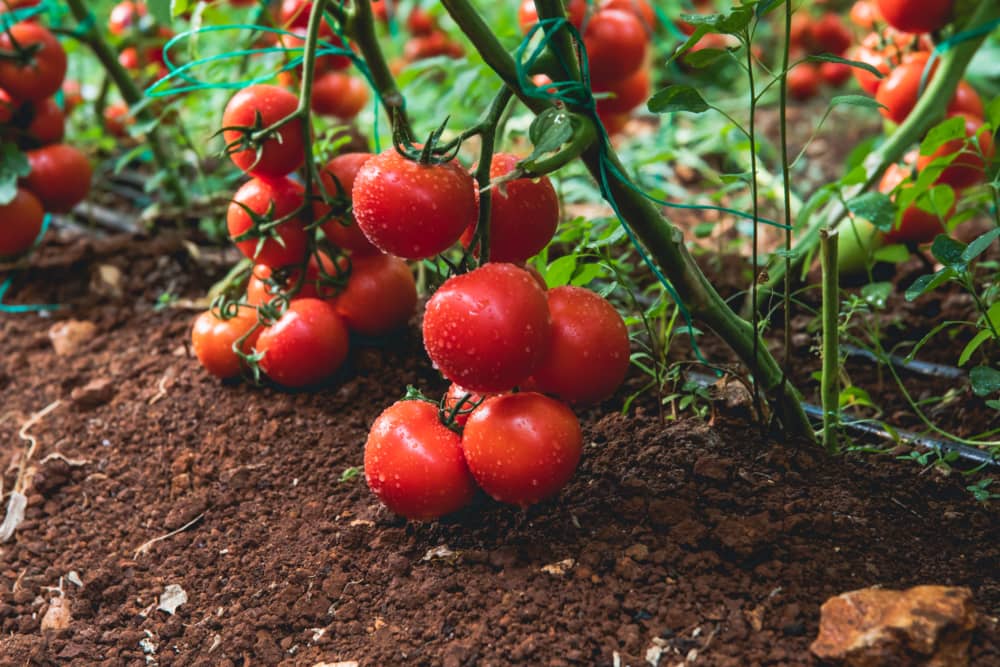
(544, 255), (577, 288)
(988, 95), (1000, 129)
(827, 94), (886, 112)
(930, 234), (966, 267)
(970, 365), (1000, 397)
(847, 192), (895, 232)
(679, 5), (753, 34)
(962, 227), (1000, 262)
(683, 47), (729, 68)
(148, 0), (172, 24)
(904, 267), (956, 301)
(861, 281), (892, 309)
(170, 0), (192, 17)
(919, 116), (966, 155)
(523, 108), (575, 168)
(873, 243), (910, 264)
(805, 54), (883, 80)
(958, 329), (992, 367)
(0, 143), (30, 206)
(647, 85), (709, 114)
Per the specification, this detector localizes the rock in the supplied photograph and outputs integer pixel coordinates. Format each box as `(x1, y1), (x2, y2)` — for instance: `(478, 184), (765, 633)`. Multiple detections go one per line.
(810, 585), (976, 667)
(71, 378), (115, 410)
(41, 597), (71, 631)
(48, 320), (98, 356)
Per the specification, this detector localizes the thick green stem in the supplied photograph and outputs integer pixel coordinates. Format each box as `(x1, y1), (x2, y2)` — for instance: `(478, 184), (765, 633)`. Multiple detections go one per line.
(819, 228), (840, 453)
(64, 0), (189, 208)
(779, 0), (793, 405)
(760, 0), (1000, 306)
(440, 0), (814, 440)
(350, 0), (412, 138)
(295, 0), (329, 209)
(472, 86), (514, 264)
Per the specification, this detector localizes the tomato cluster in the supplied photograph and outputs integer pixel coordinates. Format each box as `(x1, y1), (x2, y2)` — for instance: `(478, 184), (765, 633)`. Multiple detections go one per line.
(0, 11), (91, 258)
(785, 11), (854, 100)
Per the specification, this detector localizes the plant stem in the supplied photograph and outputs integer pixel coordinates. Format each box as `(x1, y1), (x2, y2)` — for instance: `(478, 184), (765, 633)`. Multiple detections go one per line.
(779, 0), (793, 412)
(64, 0), (189, 208)
(471, 85), (514, 265)
(295, 0), (329, 212)
(820, 228), (840, 453)
(350, 0), (412, 139)
(745, 26), (763, 424)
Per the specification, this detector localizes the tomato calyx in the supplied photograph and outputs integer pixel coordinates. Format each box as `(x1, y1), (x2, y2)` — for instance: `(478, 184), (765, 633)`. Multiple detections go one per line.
(228, 197), (301, 258)
(391, 114), (460, 166)
(209, 294), (267, 383)
(217, 108), (301, 175)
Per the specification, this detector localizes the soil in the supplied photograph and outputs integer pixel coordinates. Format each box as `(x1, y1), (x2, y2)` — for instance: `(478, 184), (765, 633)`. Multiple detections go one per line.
(1, 232), (998, 667)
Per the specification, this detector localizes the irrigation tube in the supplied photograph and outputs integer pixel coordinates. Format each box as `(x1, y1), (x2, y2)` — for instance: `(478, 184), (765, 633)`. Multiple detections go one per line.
(686, 372), (999, 470)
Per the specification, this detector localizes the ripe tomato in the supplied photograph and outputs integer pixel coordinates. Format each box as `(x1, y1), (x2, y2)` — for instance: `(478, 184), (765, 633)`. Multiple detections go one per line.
(364, 400), (475, 520)
(222, 85), (304, 178)
(917, 114), (995, 191)
(819, 61), (852, 87)
(879, 162), (947, 244)
(352, 149), (477, 260)
(0, 188), (44, 257)
(61, 79), (83, 114)
(256, 298), (350, 387)
(227, 177), (308, 267)
(103, 102), (132, 137)
(26, 97), (65, 144)
(595, 66), (650, 115)
(406, 7), (437, 35)
(23, 144), (91, 213)
(423, 263), (552, 393)
(443, 383), (490, 427)
(459, 153), (559, 264)
(333, 254), (416, 336)
(787, 62), (820, 101)
(518, 0), (587, 34)
(789, 12), (812, 49)
(402, 31), (463, 61)
(531, 286), (630, 405)
(849, 0), (882, 29)
(316, 152), (378, 255)
(0, 24), (67, 101)
(279, 0), (311, 28)
(191, 306), (261, 379)
(108, 1), (147, 35)
(876, 51), (932, 124)
(0, 89), (14, 124)
(278, 27), (351, 73)
(850, 35), (895, 95)
(462, 392), (582, 507)
(245, 260), (331, 306)
(310, 72), (368, 119)
(602, 0), (656, 29)
(810, 13), (851, 55)
(876, 0), (951, 34)
(583, 9), (647, 88)
(946, 81), (984, 119)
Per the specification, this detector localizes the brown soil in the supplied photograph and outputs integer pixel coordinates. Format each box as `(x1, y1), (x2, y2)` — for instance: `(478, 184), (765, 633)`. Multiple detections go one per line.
(1, 234), (998, 667)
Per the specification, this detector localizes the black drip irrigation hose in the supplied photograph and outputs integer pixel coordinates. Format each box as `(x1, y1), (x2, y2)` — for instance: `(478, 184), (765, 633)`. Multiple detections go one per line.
(842, 344), (966, 380)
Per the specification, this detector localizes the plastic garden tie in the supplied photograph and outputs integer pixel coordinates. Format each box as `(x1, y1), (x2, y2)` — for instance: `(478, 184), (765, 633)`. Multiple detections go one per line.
(0, 214), (61, 314)
(69, 9), (97, 39)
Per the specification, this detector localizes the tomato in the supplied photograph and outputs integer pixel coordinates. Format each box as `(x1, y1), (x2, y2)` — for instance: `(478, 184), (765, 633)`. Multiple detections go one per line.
(461, 392), (582, 507)
(222, 85), (304, 178)
(279, 0), (311, 28)
(245, 260), (332, 306)
(61, 79), (83, 114)
(442, 383), (490, 427)
(423, 263), (552, 392)
(875, 51), (932, 124)
(459, 153), (559, 264)
(787, 62), (820, 101)
(583, 9), (647, 88)
(602, 0), (656, 29)
(227, 177), (308, 267)
(191, 306), (261, 379)
(256, 298), (350, 387)
(0, 188), (44, 257)
(278, 27), (351, 73)
(530, 286), (630, 405)
(315, 153), (377, 255)
(108, 1), (147, 35)
(0, 24), (67, 101)
(595, 66), (650, 115)
(946, 81), (984, 119)
(406, 7), (437, 35)
(402, 31), (463, 62)
(810, 13), (852, 55)
(333, 254), (416, 336)
(879, 162), (947, 244)
(917, 114), (995, 191)
(876, 0), (951, 34)
(26, 97), (64, 144)
(23, 144), (91, 213)
(0, 89), (14, 124)
(352, 149), (477, 260)
(518, 0), (587, 34)
(820, 61), (852, 87)
(103, 102), (131, 137)
(850, 37), (893, 95)
(364, 400), (475, 520)
(310, 72), (368, 119)
(789, 12), (812, 49)
(849, 1), (882, 29)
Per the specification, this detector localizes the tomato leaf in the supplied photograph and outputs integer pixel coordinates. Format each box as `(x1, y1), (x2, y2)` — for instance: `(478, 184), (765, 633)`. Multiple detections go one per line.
(904, 267), (955, 301)
(873, 243), (909, 264)
(919, 115), (966, 155)
(679, 6), (753, 35)
(970, 365), (1000, 397)
(959, 330), (992, 367)
(525, 107), (574, 166)
(683, 48), (729, 68)
(827, 94), (885, 112)
(962, 227), (1000, 262)
(0, 143), (30, 206)
(543, 255), (577, 288)
(806, 54), (883, 80)
(930, 234), (966, 267)
(647, 85), (709, 114)
(846, 192), (895, 232)
(170, 0), (192, 18)
(148, 0), (172, 25)
(861, 282), (891, 309)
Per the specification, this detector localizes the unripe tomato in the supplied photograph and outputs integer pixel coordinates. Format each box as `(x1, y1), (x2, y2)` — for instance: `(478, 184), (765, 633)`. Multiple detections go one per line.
(191, 307), (261, 379)
(876, 51), (933, 124)
(0, 188), (44, 257)
(352, 149), (477, 260)
(311, 72), (368, 119)
(462, 392), (582, 507)
(876, 0), (951, 34)
(0, 24), (67, 101)
(333, 254), (417, 336)
(26, 97), (65, 144)
(317, 152), (379, 255)
(595, 67), (650, 115)
(222, 85), (304, 178)
(257, 298), (350, 387)
(423, 263), (552, 393)
(787, 62), (820, 101)
(917, 114), (995, 191)
(583, 9), (647, 88)
(532, 286), (630, 405)
(364, 400), (475, 521)
(23, 144), (92, 213)
(227, 177), (308, 268)
(459, 153), (560, 264)
(879, 162), (947, 244)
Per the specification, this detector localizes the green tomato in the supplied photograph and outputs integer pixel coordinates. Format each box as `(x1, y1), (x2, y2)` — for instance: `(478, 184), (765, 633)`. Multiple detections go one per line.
(836, 217), (884, 278)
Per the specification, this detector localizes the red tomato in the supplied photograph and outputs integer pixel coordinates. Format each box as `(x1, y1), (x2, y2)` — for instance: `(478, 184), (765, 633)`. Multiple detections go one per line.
(191, 306), (261, 379)
(787, 62), (820, 101)
(849, 0), (882, 29)
(0, 24), (67, 101)
(850, 36), (894, 95)
(402, 31), (463, 62)
(442, 383), (490, 427)
(810, 13), (852, 55)
(222, 85), (305, 178)
(879, 162), (947, 244)
(279, 0), (311, 28)
(108, 1), (147, 35)
(333, 254), (416, 336)
(531, 286), (630, 404)
(310, 72), (369, 119)
(917, 114), (995, 191)
(245, 261), (328, 306)
(876, 0), (951, 34)
(364, 400), (475, 520)
(316, 152), (378, 255)
(26, 97), (64, 144)
(462, 392), (582, 507)
(23, 144), (92, 212)
(602, 0), (656, 29)
(876, 51), (933, 124)
(118, 47), (140, 71)
(61, 79), (83, 114)
(595, 66), (650, 115)
(422, 263), (552, 393)
(820, 61), (852, 87)
(227, 177), (308, 267)
(278, 27), (351, 73)
(584, 9), (647, 88)
(352, 149), (477, 260)
(0, 188), (44, 257)
(256, 298), (350, 387)
(103, 102), (131, 137)
(518, 0), (587, 34)
(0, 89), (14, 124)
(947, 81), (984, 119)
(789, 12), (812, 49)
(460, 153), (559, 263)
(406, 7), (437, 35)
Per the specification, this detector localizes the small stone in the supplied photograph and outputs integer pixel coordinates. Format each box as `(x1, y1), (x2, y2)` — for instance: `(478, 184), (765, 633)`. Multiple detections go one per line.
(71, 378), (115, 410)
(811, 585), (976, 667)
(48, 320), (97, 357)
(624, 544), (649, 562)
(41, 597), (71, 631)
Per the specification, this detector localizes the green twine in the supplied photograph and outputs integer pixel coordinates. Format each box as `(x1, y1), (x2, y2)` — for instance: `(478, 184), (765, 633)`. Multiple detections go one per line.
(918, 17), (1000, 95)
(0, 214), (61, 314)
